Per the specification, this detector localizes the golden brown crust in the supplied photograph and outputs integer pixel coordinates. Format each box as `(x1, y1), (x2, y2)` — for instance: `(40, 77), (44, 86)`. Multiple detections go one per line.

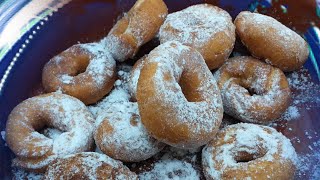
(202, 123), (297, 180)
(215, 56), (291, 123)
(42, 43), (116, 105)
(6, 93), (95, 172)
(235, 11), (309, 72)
(44, 152), (138, 179)
(137, 41), (223, 149)
(159, 4), (235, 70)
(105, 0), (168, 61)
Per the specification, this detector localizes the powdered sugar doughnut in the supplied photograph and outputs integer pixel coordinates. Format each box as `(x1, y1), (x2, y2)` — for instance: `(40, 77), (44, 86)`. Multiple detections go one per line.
(93, 66), (165, 162)
(202, 123), (298, 180)
(94, 102), (166, 162)
(139, 159), (200, 180)
(105, 0), (168, 61)
(235, 11), (309, 72)
(128, 56), (147, 101)
(6, 93), (94, 172)
(42, 42), (116, 105)
(159, 4), (235, 70)
(214, 56), (291, 123)
(137, 41), (223, 149)
(44, 152), (137, 179)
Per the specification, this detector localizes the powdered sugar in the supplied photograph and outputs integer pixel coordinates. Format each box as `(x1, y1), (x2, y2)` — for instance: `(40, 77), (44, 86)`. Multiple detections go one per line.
(296, 138), (320, 180)
(54, 41), (116, 89)
(12, 168), (43, 180)
(88, 65), (132, 118)
(139, 159), (200, 180)
(60, 74), (73, 84)
(1, 130), (5, 141)
(202, 123), (297, 180)
(94, 102), (165, 162)
(80, 42), (116, 87)
(128, 57), (146, 99)
(159, 4), (234, 50)
(91, 65), (164, 162)
(276, 69), (320, 121)
(45, 152), (137, 180)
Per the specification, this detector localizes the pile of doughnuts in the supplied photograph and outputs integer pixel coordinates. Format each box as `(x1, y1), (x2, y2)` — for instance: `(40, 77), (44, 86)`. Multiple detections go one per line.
(6, 0), (309, 179)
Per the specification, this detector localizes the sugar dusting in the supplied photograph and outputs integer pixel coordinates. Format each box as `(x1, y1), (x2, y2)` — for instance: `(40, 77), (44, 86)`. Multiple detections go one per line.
(12, 168), (43, 180)
(91, 65), (164, 162)
(1, 130), (5, 141)
(139, 159), (200, 180)
(56, 40), (116, 88)
(277, 68), (320, 121)
(159, 4), (234, 50)
(45, 152), (137, 179)
(296, 137), (320, 179)
(202, 123), (297, 179)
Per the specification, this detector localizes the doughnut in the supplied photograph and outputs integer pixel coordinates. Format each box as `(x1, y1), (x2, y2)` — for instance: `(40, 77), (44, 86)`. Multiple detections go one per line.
(128, 56), (147, 101)
(202, 123), (298, 180)
(214, 56), (291, 124)
(105, 0), (168, 62)
(137, 41), (223, 149)
(6, 93), (95, 172)
(44, 152), (137, 179)
(92, 65), (165, 162)
(159, 4), (235, 70)
(42, 42), (116, 105)
(235, 11), (309, 72)
(94, 101), (165, 162)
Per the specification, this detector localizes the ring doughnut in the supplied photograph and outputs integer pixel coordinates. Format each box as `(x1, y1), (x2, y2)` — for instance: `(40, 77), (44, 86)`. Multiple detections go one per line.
(42, 42), (116, 105)
(235, 11), (309, 72)
(159, 4), (235, 70)
(105, 0), (168, 61)
(214, 56), (291, 123)
(44, 152), (137, 179)
(137, 41), (223, 149)
(202, 123), (298, 180)
(6, 93), (95, 172)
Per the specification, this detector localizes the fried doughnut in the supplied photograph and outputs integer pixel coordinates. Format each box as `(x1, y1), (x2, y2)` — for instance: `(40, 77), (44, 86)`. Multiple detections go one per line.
(42, 42), (116, 105)
(214, 56), (291, 123)
(94, 66), (165, 162)
(202, 123), (298, 180)
(235, 11), (309, 72)
(159, 4), (235, 70)
(137, 41), (223, 149)
(105, 0), (168, 61)
(128, 56), (147, 101)
(44, 152), (137, 179)
(6, 93), (94, 172)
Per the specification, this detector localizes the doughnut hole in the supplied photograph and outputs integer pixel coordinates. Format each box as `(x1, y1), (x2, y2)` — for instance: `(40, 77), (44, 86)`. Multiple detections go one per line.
(234, 148), (267, 163)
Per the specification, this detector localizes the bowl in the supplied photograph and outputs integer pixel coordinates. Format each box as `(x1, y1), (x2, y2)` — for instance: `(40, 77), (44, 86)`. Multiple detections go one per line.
(0, 0), (319, 179)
